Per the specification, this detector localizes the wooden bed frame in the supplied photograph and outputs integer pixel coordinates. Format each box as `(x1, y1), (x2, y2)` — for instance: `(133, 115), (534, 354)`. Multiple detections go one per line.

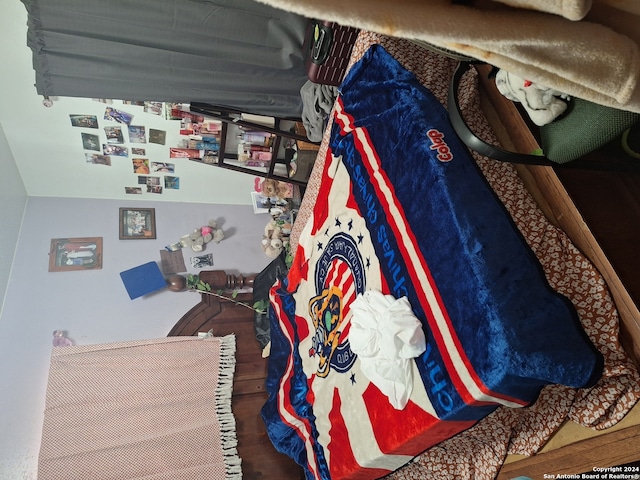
(167, 69), (640, 480)
(476, 65), (640, 479)
(167, 270), (304, 479)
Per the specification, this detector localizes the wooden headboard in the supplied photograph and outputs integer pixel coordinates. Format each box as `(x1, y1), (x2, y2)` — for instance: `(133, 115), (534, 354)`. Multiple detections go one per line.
(167, 270), (303, 480)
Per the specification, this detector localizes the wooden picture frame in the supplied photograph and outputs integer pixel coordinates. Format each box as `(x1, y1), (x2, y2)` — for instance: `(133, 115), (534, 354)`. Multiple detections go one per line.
(48, 237), (103, 272)
(119, 207), (156, 240)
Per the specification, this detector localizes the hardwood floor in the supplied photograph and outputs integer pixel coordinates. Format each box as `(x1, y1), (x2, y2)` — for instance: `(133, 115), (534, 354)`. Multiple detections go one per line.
(553, 141), (640, 311)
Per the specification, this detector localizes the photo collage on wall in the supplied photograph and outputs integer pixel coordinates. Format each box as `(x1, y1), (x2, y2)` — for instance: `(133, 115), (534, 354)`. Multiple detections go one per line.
(70, 100), (201, 196)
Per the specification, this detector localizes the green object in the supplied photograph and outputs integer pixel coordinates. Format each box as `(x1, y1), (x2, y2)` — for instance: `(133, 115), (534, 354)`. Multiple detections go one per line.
(621, 125), (640, 159)
(448, 61), (640, 167)
(253, 299), (270, 314)
(540, 98), (640, 164)
(186, 274), (211, 292)
(531, 148), (545, 156)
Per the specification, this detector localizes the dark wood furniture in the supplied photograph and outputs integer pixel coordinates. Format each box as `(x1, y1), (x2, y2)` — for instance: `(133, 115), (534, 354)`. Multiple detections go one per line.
(189, 103), (318, 187)
(474, 65), (640, 478)
(167, 270), (303, 479)
(475, 64), (640, 368)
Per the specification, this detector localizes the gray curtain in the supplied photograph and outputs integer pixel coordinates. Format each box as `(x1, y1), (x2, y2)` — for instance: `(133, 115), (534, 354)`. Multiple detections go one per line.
(21, 0), (310, 117)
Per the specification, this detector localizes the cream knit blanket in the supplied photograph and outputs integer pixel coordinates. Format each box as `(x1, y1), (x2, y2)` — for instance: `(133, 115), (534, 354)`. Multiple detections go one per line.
(38, 335), (241, 480)
(256, 0), (640, 113)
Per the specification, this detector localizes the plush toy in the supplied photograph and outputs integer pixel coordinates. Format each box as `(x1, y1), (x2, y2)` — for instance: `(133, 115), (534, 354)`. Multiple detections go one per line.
(209, 221), (225, 243)
(178, 219), (224, 252)
(495, 69), (570, 126)
(260, 178), (292, 199)
(261, 219), (287, 259)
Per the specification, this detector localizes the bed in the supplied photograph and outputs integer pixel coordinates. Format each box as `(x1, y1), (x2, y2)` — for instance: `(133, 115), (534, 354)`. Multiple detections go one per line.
(259, 32), (640, 479)
(169, 32), (640, 480)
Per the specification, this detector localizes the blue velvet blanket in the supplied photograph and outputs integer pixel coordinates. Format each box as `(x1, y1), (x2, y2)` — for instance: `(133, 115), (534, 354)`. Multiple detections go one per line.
(262, 45), (602, 480)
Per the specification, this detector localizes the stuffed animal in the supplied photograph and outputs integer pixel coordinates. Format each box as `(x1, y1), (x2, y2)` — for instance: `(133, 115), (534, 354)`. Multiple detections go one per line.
(260, 178), (292, 199)
(209, 221), (225, 243)
(495, 69), (570, 126)
(261, 219), (287, 259)
(178, 219), (224, 252)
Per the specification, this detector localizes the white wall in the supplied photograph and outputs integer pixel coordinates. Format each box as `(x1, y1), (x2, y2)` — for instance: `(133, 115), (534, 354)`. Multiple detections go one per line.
(0, 196), (273, 479)
(0, 0), (256, 205)
(0, 125), (28, 319)
(0, 3), (281, 477)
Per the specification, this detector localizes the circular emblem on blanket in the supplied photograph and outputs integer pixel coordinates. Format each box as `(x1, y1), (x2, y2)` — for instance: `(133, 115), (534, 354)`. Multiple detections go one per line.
(308, 232), (364, 378)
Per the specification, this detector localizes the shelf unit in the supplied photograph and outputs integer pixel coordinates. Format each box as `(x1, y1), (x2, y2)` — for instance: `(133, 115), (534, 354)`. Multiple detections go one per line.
(189, 103), (318, 186)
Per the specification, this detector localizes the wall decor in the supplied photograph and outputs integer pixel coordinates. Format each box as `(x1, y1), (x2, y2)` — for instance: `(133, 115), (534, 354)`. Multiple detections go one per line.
(81, 133), (100, 151)
(103, 144), (128, 157)
(251, 191), (289, 214)
(85, 153), (111, 166)
(132, 158), (150, 174)
(119, 208), (156, 240)
(128, 126), (146, 143)
(104, 126), (124, 144)
(191, 253), (214, 268)
(151, 162), (174, 173)
(104, 106), (133, 125)
(145, 178), (161, 194)
(251, 191), (270, 214)
(148, 129), (166, 145)
(48, 237), (103, 272)
(160, 249), (187, 274)
(170, 147), (200, 159)
(69, 114), (98, 128)
(164, 176), (180, 189)
(144, 102), (163, 115)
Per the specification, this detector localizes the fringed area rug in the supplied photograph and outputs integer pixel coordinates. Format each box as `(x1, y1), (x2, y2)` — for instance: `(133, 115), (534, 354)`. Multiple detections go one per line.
(38, 335), (241, 480)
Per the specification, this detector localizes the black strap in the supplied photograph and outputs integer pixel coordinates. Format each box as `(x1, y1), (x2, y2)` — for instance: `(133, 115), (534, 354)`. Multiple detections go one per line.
(447, 61), (557, 166)
(447, 62), (640, 173)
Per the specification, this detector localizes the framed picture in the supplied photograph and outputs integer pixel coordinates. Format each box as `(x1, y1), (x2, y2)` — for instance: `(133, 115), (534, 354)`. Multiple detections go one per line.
(49, 237), (103, 272)
(251, 191), (270, 214)
(119, 208), (156, 240)
(251, 191), (290, 214)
